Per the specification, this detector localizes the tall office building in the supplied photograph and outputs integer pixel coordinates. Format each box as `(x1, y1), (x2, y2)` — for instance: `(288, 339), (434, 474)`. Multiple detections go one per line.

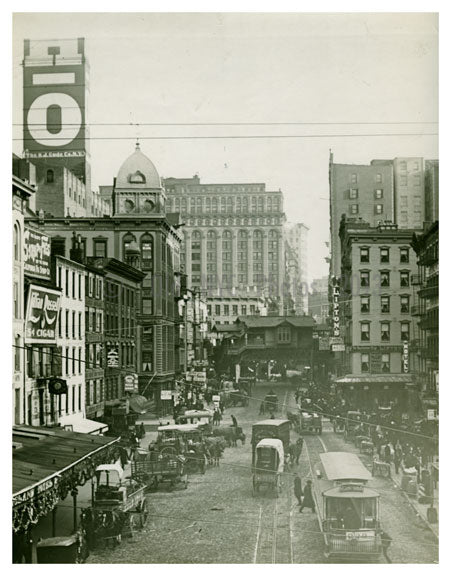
(329, 152), (394, 278)
(164, 176), (286, 321)
(424, 160), (439, 223)
(285, 222), (309, 314)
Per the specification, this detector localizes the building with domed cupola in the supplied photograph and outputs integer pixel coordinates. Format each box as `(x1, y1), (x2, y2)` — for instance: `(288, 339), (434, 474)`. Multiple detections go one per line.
(26, 144), (184, 416)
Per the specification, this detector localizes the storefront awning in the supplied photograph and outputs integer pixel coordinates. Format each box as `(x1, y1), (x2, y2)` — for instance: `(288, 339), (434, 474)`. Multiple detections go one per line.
(69, 418), (109, 434)
(334, 374), (414, 386)
(12, 426), (120, 533)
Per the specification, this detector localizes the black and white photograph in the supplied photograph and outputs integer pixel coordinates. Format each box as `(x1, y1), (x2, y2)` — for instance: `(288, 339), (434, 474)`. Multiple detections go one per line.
(10, 8), (440, 565)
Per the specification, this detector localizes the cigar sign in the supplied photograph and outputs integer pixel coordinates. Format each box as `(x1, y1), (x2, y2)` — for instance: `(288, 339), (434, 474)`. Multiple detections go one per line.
(25, 285), (61, 344)
(24, 228), (51, 280)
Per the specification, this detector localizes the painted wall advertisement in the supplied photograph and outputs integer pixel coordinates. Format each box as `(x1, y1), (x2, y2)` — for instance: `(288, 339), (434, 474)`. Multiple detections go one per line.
(124, 373), (139, 393)
(25, 285), (61, 344)
(107, 346), (119, 368)
(24, 228), (51, 280)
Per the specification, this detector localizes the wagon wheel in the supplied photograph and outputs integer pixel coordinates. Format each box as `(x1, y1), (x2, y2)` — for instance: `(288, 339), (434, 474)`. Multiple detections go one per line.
(140, 500), (148, 527)
(182, 474), (188, 489)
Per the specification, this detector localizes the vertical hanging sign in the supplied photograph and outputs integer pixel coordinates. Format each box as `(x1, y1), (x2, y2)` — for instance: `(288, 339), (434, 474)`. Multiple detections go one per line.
(402, 342), (409, 373)
(332, 278), (340, 337)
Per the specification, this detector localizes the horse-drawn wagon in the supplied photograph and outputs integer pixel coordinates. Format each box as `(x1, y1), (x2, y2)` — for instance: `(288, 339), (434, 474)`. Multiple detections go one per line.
(131, 450), (188, 490)
(252, 439), (284, 497)
(89, 464), (148, 548)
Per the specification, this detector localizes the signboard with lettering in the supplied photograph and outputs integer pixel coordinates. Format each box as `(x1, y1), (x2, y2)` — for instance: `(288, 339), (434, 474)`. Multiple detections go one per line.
(331, 278), (341, 337)
(331, 344), (345, 352)
(319, 337), (330, 351)
(161, 390), (172, 400)
(106, 346), (119, 368)
(22, 38), (89, 186)
(124, 374), (138, 393)
(24, 228), (51, 280)
(25, 285), (61, 344)
(402, 342), (409, 373)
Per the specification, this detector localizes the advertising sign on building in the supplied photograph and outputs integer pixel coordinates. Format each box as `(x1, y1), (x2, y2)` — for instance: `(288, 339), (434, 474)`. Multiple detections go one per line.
(25, 285), (61, 344)
(106, 346), (119, 368)
(124, 374), (138, 393)
(23, 228), (51, 280)
(161, 390), (172, 400)
(332, 278), (340, 337)
(402, 342), (409, 373)
(319, 337), (330, 351)
(192, 371), (207, 383)
(331, 344), (345, 352)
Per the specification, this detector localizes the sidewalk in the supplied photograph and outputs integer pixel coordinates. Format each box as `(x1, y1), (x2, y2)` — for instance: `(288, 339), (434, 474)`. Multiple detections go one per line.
(391, 470), (439, 539)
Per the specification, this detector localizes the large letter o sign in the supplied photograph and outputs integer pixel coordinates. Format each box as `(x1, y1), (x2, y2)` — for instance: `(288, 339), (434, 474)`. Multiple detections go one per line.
(27, 93), (82, 147)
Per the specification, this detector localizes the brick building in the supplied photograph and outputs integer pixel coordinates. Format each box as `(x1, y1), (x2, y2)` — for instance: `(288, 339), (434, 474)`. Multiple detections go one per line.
(411, 221), (439, 418)
(335, 219), (420, 411)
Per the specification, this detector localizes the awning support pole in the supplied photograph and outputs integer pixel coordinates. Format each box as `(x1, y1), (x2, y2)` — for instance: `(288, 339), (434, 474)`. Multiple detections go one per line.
(52, 506), (57, 537)
(71, 488), (78, 531)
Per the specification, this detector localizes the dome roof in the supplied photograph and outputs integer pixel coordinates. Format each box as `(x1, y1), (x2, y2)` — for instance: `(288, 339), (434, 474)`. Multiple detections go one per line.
(116, 143), (161, 189)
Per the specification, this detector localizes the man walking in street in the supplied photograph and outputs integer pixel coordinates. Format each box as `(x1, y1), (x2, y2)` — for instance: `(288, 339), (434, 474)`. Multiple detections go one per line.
(299, 479), (315, 513)
(294, 474), (303, 506)
(295, 437), (304, 464)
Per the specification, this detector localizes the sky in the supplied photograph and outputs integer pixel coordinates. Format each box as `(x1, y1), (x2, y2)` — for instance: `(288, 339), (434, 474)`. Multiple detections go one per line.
(12, 12), (439, 282)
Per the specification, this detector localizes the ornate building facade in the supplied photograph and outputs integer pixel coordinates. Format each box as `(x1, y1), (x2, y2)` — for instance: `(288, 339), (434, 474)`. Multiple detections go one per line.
(163, 176), (286, 321)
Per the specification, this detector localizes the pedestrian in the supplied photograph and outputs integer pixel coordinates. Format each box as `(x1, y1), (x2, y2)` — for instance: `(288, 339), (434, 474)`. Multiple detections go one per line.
(294, 474), (303, 505)
(231, 414), (238, 428)
(139, 422), (146, 440)
(300, 479), (315, 513)
(394, 446), (402, 474)
(384, 443), (392, 464)
(295, 437), (304, 464)
(270, 412), (275, 419)
(381, 530), (393, 563)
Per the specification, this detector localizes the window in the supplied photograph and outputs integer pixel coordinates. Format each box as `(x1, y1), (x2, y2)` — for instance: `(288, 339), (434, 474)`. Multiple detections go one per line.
(78, 348), (82, 373)
(399, 161), (407, 171)
(376, 173), (382, 183)
(223, 305), (229, 316)
(400, 295), (410, 314)
(380, 248), (390, 263)
(93, 239), (107, 258)
(361, 354), (370, 373)
(360, 271), (370, 287)
(380, 271), (390, 287)
(361, 323), (370, 341)
(72, 385), (76, 413)
(72, 311), (76, 338)
(381, 296), (390, 314)
(278, 326), (291, 343)
(413, 175), (421, 186)
(215, 305), (221, 316)
(360, 248), (369, 263)
(375, 189), (383, 199)
(241, 305), (247, 315)
(381, 354), (390, 373)
(72, 347), (76, 374)
(13, 282), (19, 318)
(400, 175), (407, 186)
(400, 272), (410, 287)
(141, 237), (153, 271)
(351, 173), (358, 184)
(65, 347), (70, 375)
(58, 312), (62, 337)
(13, 224), (20, 261)
(46, 169), (54, 183)
(401, 211), (408, 223)
(350, 204), (359, 215)
(375, 204), (384, 215)
(232, 305), (238, 316)
(72, 272), (76, 298)
(400, 196), (408, 207)
(401, 323), (410, 341)
(360, 296), (370, 313)
(400, 248), (409, 263)
(250, 305), (256, 315)
(65, 270), (69, 296)
(349, 188), (358, 199)
(65, 310), (69, 338)
(381, 322), (390, 341)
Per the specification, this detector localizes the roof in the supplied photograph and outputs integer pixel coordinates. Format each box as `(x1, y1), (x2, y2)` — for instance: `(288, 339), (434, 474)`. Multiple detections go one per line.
(95, 463), (124, 478)
(158, 424), (200, 432)
(323, 486), (379, 499)
(335, 374), (414, 385)
(116, 143), (161, 189)
(212, 324), (241, 333)
(253, 419), (290, 427)
(320, 452), (372, 482)
(237, 316), (315, 328)
(256, 438), (284, 450)
(12, 426), (119, 497)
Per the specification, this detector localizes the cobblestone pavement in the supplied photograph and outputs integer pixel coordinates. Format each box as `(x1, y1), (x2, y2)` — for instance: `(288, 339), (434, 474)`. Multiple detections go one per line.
(87, 382), (438, 564)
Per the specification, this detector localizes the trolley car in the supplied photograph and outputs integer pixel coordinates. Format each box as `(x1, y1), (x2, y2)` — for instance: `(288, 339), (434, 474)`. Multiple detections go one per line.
(314, 452), (382, 561)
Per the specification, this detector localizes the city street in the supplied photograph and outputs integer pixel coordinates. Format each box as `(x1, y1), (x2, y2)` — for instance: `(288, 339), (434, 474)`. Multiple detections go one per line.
(87, 382), (438, 564)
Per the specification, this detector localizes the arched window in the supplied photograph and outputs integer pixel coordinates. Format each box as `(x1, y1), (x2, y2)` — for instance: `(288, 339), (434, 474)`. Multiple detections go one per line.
(226, 197), (233, 213)
(257, 196), (264, 213)
(46, 169), (54, 183)
(207, 230), (216, 240)
(205, 197), (211, 213)
(222, 230), (232, 240)
(13, 223), (20, 261)
(141, 235), (153, 271)
(122, 232), (136, 259)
